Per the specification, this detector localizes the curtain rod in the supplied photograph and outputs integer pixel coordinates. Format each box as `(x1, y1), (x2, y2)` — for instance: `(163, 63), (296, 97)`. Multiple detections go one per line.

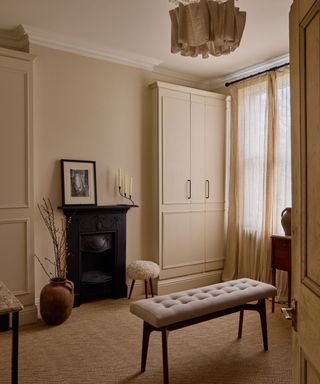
(225, 62), (290, 87)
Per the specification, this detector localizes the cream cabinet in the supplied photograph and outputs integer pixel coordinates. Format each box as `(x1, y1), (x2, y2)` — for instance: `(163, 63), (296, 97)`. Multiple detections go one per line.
(151, 82), (227, 292)
(0, 47), (37, 324)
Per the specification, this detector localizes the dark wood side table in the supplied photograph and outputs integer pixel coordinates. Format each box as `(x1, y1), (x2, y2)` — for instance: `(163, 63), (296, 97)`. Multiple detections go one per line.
(271, 235), (291, 312)
(0, 281), (23, 384)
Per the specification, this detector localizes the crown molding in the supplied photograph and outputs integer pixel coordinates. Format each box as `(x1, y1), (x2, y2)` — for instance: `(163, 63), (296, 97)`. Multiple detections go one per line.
(23, 24), (163, 71)
(203, 53), (290, 90)
(24, 24), (204, 86)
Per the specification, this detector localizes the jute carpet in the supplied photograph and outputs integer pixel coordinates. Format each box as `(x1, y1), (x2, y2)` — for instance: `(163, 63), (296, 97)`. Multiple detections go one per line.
(0, 298), (292, 384)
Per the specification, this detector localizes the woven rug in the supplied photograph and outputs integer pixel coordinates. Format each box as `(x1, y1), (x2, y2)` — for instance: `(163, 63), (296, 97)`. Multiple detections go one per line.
(0, 298), (292, 384)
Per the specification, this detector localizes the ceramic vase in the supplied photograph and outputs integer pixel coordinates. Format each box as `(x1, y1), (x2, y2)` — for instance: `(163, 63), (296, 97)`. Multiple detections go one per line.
(281, 207), (292, 236)
(40, 278), (74, 326)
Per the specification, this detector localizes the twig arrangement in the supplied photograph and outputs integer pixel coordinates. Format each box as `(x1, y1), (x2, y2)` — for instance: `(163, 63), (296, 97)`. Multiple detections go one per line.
(35, 198), (71, 280)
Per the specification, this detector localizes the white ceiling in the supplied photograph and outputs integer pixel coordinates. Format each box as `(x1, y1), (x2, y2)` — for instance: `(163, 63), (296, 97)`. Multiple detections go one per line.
(0, 0), (293, 83)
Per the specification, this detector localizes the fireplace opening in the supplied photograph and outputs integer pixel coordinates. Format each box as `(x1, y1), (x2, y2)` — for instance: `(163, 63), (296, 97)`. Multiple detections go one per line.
(80, 233), (114, 301)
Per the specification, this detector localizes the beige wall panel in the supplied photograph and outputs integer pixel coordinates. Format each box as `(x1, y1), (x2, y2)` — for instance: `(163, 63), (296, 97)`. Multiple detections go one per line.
(0, 219), (28, 293)
(0, 67), (28, 208)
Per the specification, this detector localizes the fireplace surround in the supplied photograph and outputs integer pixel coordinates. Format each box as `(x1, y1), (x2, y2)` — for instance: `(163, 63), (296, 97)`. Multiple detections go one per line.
(61, 205), (135, 306)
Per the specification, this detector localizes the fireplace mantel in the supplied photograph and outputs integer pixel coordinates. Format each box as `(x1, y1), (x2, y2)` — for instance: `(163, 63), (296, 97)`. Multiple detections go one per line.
(61, 204), (137, 306)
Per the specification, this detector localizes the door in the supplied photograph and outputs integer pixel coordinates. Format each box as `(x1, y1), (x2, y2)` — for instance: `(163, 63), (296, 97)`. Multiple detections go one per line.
(205, 97), (226, 204)
(190, 94), (205, 204)
(290, 1), (320, 382)
(161, 89), (191, 205)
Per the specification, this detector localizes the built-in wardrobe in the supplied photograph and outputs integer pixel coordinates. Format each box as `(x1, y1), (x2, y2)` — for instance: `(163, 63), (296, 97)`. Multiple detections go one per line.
(150, 81), (229, 294)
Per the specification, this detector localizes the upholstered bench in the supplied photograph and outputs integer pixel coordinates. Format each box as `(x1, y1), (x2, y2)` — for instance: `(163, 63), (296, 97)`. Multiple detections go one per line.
(130, 278), (277, 384)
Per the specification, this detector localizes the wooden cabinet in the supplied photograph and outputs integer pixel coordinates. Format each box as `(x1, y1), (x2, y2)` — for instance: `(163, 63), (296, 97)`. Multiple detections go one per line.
(271, 235), (291, 312)
(151, 82), (227, 292)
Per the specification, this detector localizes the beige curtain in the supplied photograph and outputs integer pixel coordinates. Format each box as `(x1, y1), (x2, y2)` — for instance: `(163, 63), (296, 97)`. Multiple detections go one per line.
(223, 67), (291, 300)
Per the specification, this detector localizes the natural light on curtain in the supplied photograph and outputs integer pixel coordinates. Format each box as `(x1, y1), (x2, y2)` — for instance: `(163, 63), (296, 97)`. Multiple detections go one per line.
(273, 70), (292, 234)
(223, 67), (291, 291)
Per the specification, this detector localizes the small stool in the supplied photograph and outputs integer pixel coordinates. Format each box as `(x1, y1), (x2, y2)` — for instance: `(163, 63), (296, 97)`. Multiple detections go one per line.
(127, 260), (160, 299)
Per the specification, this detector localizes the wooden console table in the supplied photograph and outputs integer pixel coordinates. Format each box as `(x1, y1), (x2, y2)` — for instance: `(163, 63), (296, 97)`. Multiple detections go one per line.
(0, 281), (23, 384)
(271, 235), (291, 312)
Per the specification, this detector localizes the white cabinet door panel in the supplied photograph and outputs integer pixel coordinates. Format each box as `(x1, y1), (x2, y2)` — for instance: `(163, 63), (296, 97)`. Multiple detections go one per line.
(205, 98), (226, 203)
(191, 95), (205, 204)
(162, 211), (205, 269)
(162, 91), (190, 205)
(205, 210), (225, 271)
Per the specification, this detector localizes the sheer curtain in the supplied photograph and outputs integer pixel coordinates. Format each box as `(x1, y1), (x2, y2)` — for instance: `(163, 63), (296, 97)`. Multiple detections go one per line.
(223, 67), (291, 299)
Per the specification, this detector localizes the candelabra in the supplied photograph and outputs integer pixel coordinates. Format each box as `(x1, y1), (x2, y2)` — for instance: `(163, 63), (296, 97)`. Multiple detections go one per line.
(118, 186), (135, 205)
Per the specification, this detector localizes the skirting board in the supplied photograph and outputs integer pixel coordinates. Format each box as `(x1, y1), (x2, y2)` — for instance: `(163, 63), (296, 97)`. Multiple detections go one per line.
(157, 270), (223, 295)
(20, 304), (38, 325)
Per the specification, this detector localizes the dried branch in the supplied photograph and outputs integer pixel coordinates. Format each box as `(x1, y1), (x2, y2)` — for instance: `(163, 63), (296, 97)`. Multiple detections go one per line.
(36, 198), (70, 279)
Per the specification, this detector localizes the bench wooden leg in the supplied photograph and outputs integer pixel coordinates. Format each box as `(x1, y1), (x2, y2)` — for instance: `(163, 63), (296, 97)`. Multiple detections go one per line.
(141, 322), (153, 372)
(257, 299), (268, 351)
(161, 329), (169, 384)
(128, 280), (135, 299)
(238, 309), (244, 339)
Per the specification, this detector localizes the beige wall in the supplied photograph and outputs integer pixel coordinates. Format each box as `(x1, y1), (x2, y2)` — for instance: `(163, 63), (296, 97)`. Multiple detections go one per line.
(31, 44), (205, 298)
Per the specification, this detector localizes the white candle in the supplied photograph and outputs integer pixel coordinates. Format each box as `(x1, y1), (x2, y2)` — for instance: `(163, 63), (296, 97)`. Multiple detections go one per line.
(124, 175), (128, 194)
(129, 177), (133, 196)
(118, 168), (122, 189)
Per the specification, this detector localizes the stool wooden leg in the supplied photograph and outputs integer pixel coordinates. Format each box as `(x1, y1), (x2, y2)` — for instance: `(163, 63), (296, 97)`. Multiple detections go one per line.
(144, 280), (148, 299)
(238, 309), (244, 339)
(149, 278), (154, 297)
(128, 280), (135, 299)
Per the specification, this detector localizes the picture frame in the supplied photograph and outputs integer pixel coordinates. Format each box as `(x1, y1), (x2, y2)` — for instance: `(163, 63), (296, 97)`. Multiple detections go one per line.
(61, 159), (97, 206)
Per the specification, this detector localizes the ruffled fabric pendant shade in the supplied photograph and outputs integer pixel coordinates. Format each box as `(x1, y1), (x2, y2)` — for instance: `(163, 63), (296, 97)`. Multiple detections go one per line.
(169, 0), (246, 58)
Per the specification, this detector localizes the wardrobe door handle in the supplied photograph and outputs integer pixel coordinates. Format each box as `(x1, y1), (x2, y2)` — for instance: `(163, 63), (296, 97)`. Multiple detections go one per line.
(205, 180), (209, 199)
(187, 179), (191, 199)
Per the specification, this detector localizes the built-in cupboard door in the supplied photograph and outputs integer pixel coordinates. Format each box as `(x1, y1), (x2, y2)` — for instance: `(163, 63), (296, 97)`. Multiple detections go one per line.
(205, 97), (226, 204)
(161, 211), (205, 277)
(161, 89), (191, 205)
(191, 95), (205, 204)
(0, 48), (36, 322)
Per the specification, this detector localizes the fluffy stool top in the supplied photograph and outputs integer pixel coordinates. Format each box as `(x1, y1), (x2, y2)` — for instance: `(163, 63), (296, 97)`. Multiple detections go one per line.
(127, 260), (160, 280)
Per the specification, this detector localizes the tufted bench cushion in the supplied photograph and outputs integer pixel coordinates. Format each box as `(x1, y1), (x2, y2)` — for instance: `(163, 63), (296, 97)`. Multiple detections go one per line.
(130, 278), (277, 328)
(130, 278), (276, 384)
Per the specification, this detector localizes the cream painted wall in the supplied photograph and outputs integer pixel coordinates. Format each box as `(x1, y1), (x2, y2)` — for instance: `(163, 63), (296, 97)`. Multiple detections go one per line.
(31, 44), (204, 299)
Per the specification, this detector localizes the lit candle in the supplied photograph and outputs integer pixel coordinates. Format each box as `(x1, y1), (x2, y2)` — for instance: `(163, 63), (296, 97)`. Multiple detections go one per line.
(129, 177), (133, 196)
(118, 168), (122, 189)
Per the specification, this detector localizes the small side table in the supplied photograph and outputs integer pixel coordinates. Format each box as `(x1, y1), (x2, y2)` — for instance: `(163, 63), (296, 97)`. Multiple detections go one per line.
(0, 281), (23, 384)
(271, 235), (291, 312)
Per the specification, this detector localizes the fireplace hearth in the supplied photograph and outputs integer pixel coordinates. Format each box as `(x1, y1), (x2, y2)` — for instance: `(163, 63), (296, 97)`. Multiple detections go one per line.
(61, 205), (135, 306)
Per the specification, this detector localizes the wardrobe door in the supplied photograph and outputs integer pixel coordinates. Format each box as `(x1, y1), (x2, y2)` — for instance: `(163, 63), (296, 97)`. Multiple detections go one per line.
(191, 95), (206, 204)
(205, 97), (226, 204)
(161, 89), (191, 205)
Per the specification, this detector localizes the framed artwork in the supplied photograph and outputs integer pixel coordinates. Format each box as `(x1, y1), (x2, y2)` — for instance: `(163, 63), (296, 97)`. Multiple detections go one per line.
(61, 159), (97, 206)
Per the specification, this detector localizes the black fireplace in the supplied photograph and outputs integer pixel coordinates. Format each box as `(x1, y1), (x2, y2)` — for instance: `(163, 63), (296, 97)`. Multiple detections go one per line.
(61, 205), (134, 307)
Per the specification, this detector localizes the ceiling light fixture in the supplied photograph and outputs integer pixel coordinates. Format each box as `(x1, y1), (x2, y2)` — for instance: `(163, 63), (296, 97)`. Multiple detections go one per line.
(169, 0), (246, 58)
